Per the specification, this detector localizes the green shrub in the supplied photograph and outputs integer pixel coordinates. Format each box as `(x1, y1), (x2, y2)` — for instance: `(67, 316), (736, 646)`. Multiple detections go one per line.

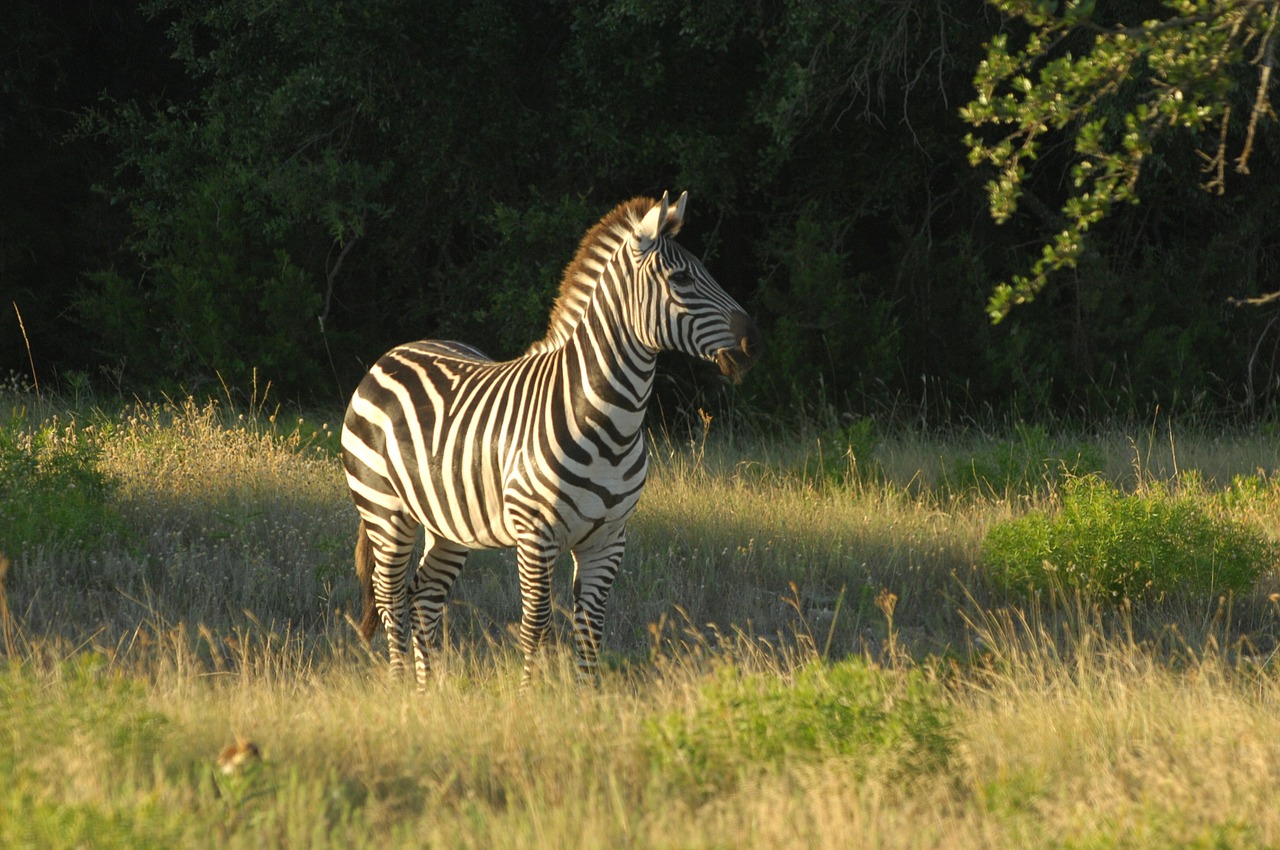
(0, 413), (124, 553)
(979, 475), (1276, 602)
(746, 206), (903, 418)
(645, 658), (952, 797)
(799, 416), (881, 489)
(943, 424), (1104, 499)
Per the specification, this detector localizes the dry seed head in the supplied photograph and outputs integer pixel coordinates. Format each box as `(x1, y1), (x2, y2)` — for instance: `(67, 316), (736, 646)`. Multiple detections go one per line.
(875, 589), (898, 619)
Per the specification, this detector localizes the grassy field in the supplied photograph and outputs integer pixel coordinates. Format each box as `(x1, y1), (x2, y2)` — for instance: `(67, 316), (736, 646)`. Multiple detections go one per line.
(4, 393), (1280, 848)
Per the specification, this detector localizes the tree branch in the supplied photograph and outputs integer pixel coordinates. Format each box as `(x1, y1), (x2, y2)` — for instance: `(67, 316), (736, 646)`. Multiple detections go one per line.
(319, 221), (362, 332)
(1236, 2), (1279, 173)
(1228, 289), (1280, 306)
(1079, 0), (1274, 39)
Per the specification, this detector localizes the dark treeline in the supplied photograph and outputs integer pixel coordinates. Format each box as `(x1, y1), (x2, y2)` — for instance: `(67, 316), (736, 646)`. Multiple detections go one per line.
(3, 1), (1279, 424)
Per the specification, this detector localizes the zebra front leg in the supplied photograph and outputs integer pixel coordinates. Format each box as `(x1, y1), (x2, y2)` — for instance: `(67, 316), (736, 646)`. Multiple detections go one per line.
(515, 536), (559, 686)
(407, 538), (469, 689)
(570, 529), (626, 682)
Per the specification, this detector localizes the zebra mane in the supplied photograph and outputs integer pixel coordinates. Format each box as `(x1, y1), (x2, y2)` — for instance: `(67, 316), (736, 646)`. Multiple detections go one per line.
(526, 196), (681, 355)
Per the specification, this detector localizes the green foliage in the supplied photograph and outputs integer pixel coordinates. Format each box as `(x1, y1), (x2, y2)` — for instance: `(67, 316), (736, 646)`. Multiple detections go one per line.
(963, 0), (1280, 321)
(943, 424), (1104, 498)
(979, 474), (1276, 601)
(77, 0), (401, 395)
(0, 412), (124, 552)
(73, 0), (1000, 415)
(465, 195), (599, 356)
(750, 206), (902, 415)
(7, 0), (1280, 420)
(799, 416), (883, 489)
(80, 182), (323, 391)
(645, 658), (952, 797)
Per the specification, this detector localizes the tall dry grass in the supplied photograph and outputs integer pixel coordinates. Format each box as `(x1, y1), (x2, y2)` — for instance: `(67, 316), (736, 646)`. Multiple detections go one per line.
(7, 607), (1280, 848)
(4, 395), (1280, 847)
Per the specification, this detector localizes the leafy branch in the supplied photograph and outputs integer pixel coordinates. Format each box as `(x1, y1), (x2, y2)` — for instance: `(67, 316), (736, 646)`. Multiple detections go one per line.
(962, 0), (1279, 322)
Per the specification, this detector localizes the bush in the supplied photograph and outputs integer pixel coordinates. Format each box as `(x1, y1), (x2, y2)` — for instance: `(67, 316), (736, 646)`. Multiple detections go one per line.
(0, 413), (124, 554)
(942, 424), (1104, 500)
(645, 658), (952, 798)
(979, 475), (1276, 602)
(798, 416), (881, 489)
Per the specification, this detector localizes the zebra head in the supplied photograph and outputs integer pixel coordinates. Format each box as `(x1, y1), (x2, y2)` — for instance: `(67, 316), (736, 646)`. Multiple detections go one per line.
(632, 191), (760, 383)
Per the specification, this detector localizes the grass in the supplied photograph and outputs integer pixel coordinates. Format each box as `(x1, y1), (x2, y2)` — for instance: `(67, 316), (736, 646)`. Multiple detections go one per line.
(4, 392), (1280, 847)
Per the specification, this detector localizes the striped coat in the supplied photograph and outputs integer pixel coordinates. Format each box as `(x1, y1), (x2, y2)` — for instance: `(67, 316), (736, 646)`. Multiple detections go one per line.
(341, 192), (759, 684)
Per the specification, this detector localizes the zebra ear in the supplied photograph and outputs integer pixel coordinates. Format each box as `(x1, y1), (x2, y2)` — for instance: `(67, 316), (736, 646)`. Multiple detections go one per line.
(635, 191), (673, 252)
(669, 191), (688, 234)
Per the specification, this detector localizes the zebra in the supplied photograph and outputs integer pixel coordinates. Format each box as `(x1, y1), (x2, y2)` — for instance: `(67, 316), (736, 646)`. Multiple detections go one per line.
(340, 191), (759, 685)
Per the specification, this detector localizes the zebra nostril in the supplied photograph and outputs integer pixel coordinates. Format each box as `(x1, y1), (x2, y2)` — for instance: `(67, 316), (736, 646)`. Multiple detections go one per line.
(729, 312), (761, 363)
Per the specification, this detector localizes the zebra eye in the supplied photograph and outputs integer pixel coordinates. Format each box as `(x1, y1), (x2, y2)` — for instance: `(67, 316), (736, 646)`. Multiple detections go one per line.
(668, 270), (695, 291)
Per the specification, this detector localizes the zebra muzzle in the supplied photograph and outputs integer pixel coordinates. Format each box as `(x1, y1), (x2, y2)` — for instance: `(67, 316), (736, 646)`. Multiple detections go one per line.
(715, 312), (761, 384)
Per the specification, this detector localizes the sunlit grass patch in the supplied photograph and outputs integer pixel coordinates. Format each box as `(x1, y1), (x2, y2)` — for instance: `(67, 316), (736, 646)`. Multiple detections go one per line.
(6, 607), (1280, 849)
(0, 653), (181, 850)
(95, 397), (343, 506)
(633, 437), (986, 659)
(959, 603), (1280, 849)
(3, 396), (353, 640)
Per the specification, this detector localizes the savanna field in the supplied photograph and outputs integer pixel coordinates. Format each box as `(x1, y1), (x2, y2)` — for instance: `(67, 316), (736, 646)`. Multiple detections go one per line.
(7, 390), (1280, 848)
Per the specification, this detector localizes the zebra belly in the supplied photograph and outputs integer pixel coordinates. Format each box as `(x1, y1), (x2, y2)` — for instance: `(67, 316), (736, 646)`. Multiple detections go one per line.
(496, 444), (648, 552)
(410, 465), (518, 550)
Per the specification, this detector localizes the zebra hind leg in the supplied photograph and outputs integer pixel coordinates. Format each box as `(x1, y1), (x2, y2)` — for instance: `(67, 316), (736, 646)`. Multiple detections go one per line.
(371, 557), (413, 680)
(407, 537), (469, 689)
(363, 519), (418, 682)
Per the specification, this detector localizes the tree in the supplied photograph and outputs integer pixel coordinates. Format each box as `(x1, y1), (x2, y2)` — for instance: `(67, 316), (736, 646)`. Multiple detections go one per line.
(79, 0), (588, 397)
(41, 0), (1280, 417)
(962, 0), (1279, 322)
(1, 1), (174, 389)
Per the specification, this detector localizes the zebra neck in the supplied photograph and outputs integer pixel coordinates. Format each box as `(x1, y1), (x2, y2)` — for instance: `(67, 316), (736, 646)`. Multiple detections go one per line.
(557, 288), (658, 427)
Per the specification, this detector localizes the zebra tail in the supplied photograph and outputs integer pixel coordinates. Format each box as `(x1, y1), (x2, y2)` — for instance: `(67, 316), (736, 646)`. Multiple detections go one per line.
(354, 520), (379, 644)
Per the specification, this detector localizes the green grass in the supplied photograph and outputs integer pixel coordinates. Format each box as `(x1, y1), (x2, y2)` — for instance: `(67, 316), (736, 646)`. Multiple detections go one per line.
(5, 393), (1280, 847)
(644, 655), (953, 801)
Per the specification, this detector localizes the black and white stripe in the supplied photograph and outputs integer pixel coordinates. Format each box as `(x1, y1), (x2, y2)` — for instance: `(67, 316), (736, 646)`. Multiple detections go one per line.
(341, 192), (759, 684)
